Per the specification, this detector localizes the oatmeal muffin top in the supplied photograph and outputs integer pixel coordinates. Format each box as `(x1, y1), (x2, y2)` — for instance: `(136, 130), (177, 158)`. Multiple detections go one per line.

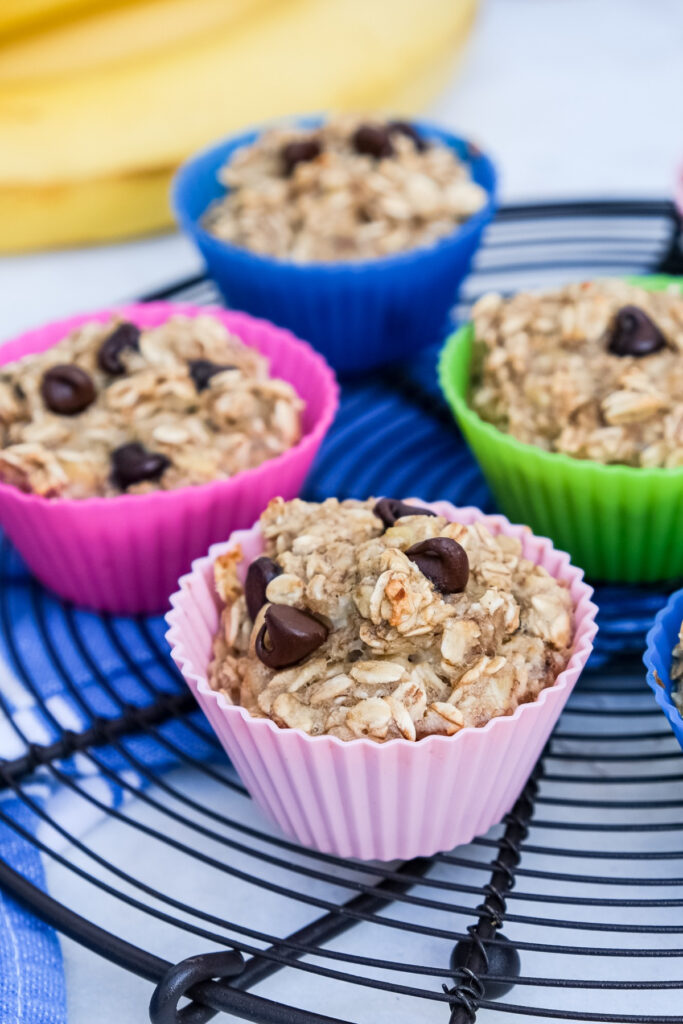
(470, 279), (683, 468)
(203, 116), (488, 262)
(208, 497), (573, 743)
(0, 315), (302, 499)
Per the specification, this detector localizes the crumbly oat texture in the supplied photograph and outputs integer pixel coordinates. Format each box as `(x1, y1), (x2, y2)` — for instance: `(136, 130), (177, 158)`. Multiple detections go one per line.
(671, 620), (683, 716)
(0, 316), (302, 498)
(203, 116), (487, 262)
(470, 279), (683, 468)
(208, 498), (573, 743)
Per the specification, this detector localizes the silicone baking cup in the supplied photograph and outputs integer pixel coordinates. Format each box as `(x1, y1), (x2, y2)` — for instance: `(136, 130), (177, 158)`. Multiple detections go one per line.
(166, 501), (597, 860)
(0, 303), (338, 614)
(439, 275), (683, 584)
(172, 118), (497, 375)
(644, 587), (683, 751)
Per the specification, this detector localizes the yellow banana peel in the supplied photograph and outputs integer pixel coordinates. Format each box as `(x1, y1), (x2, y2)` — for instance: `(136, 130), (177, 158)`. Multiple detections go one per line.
(0, 0), (274, 83)
(0, 0), (479, 251)
(0, 0), (118, 41)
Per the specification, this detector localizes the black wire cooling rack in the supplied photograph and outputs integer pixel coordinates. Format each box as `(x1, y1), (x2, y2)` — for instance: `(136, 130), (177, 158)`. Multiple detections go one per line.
(1, 199), (683, 1024)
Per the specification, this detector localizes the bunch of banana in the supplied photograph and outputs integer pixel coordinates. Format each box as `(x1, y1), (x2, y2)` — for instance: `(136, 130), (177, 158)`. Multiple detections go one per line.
(0, 0), (479, 251)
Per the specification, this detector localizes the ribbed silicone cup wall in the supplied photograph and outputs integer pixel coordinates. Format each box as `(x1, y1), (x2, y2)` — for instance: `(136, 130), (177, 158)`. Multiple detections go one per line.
(644, 587), (683, 751)
(166, 502), (597, 861)
(0, 303), (338, 614)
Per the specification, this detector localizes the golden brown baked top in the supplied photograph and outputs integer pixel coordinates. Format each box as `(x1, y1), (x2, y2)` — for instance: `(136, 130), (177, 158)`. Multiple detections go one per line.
(471, 280), (683, 468)
(208, 497), (573, 743)
(203, 116), (487, 262)
(0, 315), (302, 498)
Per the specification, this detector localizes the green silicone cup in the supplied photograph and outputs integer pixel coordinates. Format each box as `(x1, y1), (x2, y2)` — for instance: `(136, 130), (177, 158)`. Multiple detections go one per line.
(438, 275), (683, 583)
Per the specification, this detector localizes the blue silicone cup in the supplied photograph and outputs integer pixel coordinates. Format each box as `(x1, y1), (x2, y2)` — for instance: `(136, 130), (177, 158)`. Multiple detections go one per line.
(172, 117), (497, 375)
(644, 587), (683, 751)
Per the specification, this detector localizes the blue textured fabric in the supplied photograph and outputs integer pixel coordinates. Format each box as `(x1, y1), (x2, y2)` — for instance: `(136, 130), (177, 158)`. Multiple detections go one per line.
(0, 799), (66, 1024)
(0, 562), (219, 1024)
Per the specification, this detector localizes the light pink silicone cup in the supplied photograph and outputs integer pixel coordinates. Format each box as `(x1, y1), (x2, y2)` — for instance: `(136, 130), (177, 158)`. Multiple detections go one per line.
(166, 501), (598, 861)
(0, 303), (338, 614)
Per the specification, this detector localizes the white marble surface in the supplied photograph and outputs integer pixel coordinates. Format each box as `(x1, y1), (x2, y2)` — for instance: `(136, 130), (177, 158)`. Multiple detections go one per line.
(2, 1), (682, 1021)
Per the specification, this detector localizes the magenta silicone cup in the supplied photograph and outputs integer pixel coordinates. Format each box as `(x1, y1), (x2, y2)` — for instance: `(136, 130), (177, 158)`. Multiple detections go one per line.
(0, 303), (338, 614)
(166, 501), (598, 861)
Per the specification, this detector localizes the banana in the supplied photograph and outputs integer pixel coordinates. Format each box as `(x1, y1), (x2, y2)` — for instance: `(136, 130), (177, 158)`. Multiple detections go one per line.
(0, 0), (118, 41)
(0, 0), (272, 83)
(0, 0), (479, 251)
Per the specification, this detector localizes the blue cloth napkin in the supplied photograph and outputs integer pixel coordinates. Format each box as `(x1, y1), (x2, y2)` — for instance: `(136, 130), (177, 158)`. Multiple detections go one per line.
(0, 799), (66, 1024)
(0, 540), (219, 1024)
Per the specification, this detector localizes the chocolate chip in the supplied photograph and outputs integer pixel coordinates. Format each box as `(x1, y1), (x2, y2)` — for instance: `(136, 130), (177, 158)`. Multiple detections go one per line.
(255, 604), (328, 669)
(111, 442), (170, 490)
(97, 322), (141, 374)
(389, 120), (427, 151)
(281, 138), (322, 175)
(188, 359), (237, 392)
(352, 124), (394, 159)
(41, 364), (96, 415)
(373, 498), (437, 530)
(406, 537), (469, 594)
(607, 305), (668, 357)
(245, 556), (283, 620)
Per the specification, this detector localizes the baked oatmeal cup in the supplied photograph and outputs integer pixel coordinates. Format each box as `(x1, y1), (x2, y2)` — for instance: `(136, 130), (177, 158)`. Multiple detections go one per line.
(645, 586), (683, 751)
(0, 303), (337, 613)
(439, 276), (683, 583)
(173, 116), (497, 374)
(167, 498), (597, 859)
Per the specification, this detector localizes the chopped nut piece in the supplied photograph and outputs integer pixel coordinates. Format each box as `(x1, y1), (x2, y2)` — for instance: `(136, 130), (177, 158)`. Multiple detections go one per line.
(441, 619), (481, 665)
(214, 546), (243, 604)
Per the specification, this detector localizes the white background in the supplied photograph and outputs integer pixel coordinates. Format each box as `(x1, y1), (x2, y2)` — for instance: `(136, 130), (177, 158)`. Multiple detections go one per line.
(1, 0), (682, 1021)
